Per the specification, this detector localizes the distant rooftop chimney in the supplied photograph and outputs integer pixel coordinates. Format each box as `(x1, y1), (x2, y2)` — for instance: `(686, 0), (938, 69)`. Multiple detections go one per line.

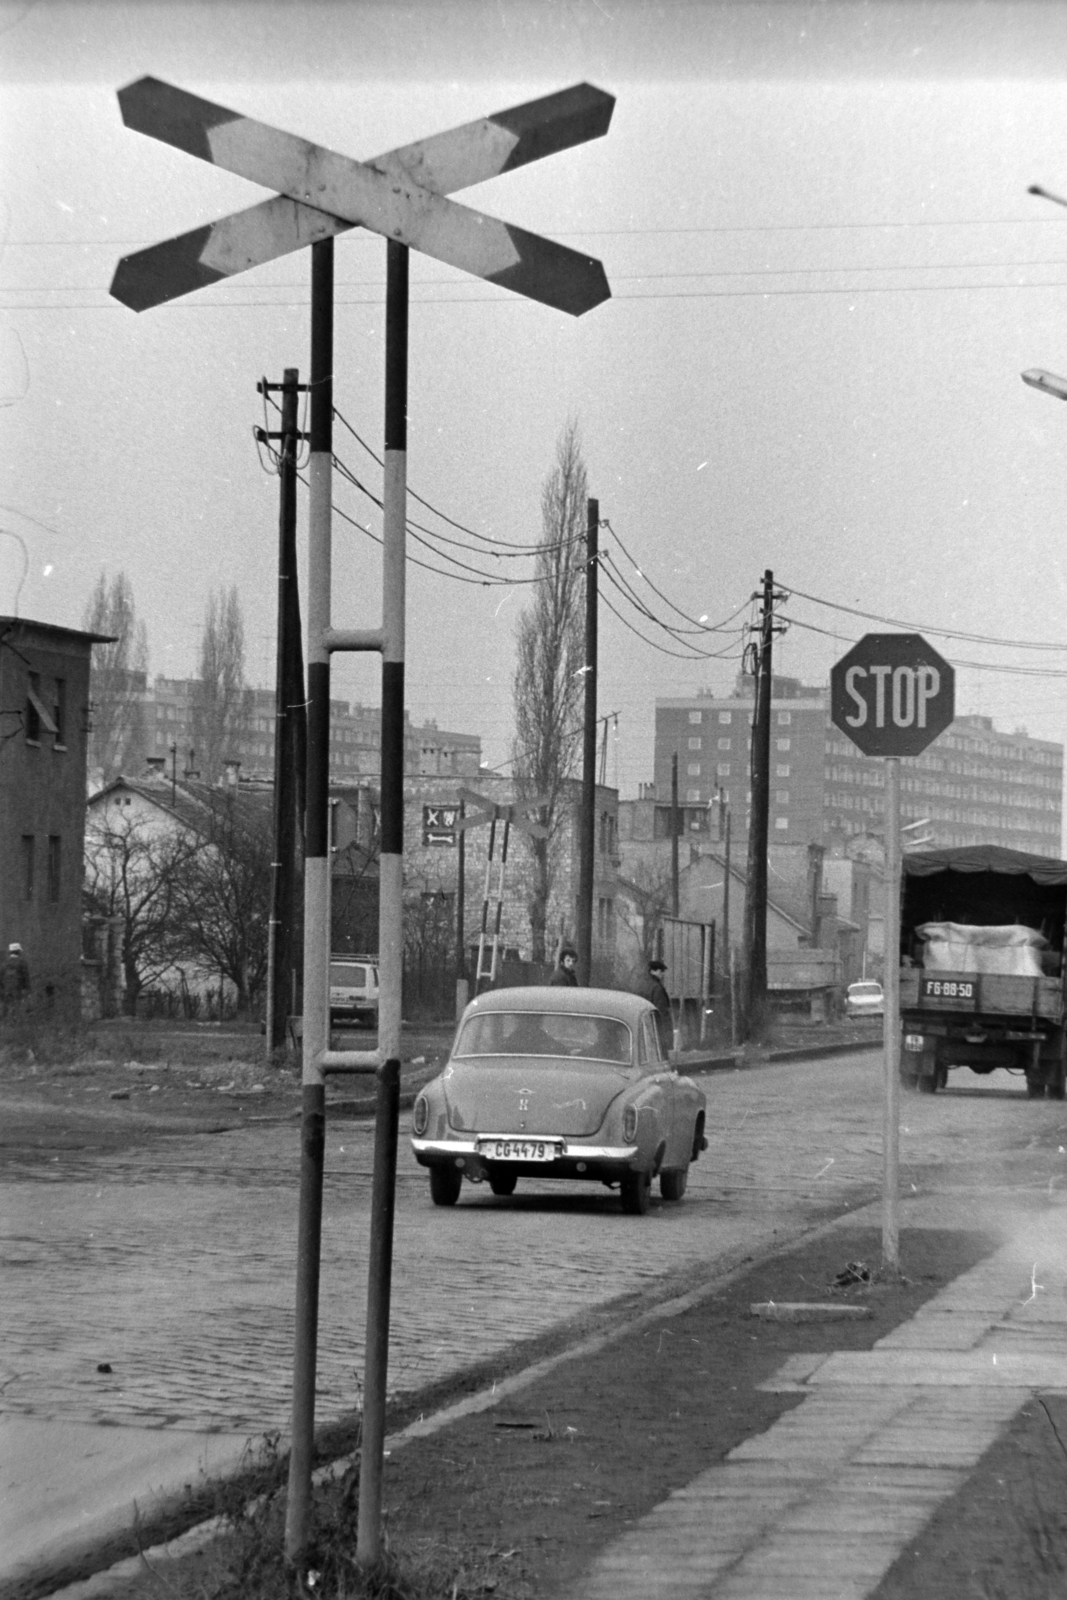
(144, 756), (166, 777)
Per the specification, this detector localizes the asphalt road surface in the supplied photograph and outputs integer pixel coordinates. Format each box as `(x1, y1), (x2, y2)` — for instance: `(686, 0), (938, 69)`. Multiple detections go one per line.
(3, 1050), (1058, 1444)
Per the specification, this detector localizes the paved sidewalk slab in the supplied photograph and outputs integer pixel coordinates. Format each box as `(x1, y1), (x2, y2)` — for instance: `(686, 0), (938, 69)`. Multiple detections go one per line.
(0, 1417), (252, 1586)
(572, 1211), (1067, 1599)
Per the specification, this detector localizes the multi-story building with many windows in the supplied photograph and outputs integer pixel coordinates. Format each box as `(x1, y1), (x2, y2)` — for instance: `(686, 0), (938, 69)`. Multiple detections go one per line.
(130, 677), (481, 785)
(653, 676), (1063, 857)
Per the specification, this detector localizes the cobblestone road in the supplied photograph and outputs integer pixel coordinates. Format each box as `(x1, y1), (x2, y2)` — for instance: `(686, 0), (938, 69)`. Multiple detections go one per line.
(2, 1055), (1050, 1439)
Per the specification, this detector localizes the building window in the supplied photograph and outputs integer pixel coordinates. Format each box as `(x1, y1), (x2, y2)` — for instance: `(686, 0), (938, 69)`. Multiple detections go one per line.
(48, 835), (61, 902)
(775, 817), (789, 830)
(688, 711), (702, 724)
(53, 679), (67, 747)
(775, 790), (790, 804)
(687, 762), (701, 776)
(776, 764), (791, 777)
(718, 737), (731, 750)
(687, 736), (702, 750)
(25, 674), (41, 742)
(21, 835), (35, 899)
(777, 711), (792, 725)
(597, 896), (614, 941)
(686, 788), (702, 802)
(716, 763), (731, 777)
(718, 712), (732, 724)
(776, 738), (791, 751)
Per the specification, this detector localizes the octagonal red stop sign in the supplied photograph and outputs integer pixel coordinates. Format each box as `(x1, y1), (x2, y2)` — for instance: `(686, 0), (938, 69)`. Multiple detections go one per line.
(830, 633), (955, 757)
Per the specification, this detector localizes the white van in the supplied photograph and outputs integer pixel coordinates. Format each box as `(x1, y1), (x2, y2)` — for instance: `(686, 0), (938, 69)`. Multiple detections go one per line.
(329, 956), (380, 1027)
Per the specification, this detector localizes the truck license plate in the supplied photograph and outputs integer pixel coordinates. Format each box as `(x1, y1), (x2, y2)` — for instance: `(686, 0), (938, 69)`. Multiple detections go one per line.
(921, 978), (975, 1001)
(477, 1139), (558, 1162)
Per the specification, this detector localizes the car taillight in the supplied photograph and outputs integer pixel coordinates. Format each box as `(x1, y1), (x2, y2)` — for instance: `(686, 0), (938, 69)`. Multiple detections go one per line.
(623, 1105), (638, 1143)
(413, 1095), (429, 1136)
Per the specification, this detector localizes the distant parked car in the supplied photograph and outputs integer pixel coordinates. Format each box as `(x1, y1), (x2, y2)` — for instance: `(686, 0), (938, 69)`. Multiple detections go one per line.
(411, 985), (707, 1215)
(329, 955), (379, 1027)
(845, 980), (884, 1018)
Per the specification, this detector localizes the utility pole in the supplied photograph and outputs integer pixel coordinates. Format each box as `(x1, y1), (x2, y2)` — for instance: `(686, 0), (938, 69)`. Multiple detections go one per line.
(670, 752), (680, 916)
(262, 367), (307, 1055)
(576, 497), (598, 985)
(718, 786), (731, 1025)
(455, 797), (467, 1015)
(741, 568), (778, 1038)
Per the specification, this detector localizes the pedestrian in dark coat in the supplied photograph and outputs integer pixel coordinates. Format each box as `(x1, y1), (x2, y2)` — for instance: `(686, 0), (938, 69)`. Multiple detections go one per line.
(647, 958), (673, 1052)
(550, 945), (579, 987)
(1, 943), (30, 1016)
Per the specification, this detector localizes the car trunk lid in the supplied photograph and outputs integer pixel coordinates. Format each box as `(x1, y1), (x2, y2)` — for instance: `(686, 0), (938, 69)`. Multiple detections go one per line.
(443, 1060), (631, 1138)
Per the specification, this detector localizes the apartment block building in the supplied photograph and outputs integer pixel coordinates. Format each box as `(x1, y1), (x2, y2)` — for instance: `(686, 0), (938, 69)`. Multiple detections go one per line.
(653, 676), (1063, 857)
(134, 677), (481, 784)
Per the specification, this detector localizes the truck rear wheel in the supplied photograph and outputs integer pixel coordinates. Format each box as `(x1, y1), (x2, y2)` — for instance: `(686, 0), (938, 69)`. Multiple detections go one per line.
(1026, 1077), (1047, 1100)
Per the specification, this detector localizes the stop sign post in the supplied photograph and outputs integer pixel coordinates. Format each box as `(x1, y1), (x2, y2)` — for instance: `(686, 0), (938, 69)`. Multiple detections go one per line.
(830, 634), (955, 1275)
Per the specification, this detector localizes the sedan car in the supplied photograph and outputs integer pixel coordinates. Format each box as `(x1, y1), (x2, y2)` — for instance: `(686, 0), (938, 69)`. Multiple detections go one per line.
(845, 980), (884, 1018)
(411, 986), (707, 1215)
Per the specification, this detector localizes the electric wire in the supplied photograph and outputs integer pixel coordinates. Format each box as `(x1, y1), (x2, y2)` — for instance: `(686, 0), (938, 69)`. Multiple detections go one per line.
(783, 610), (1067, 681)
(783, 583), (1067, 652)
(333, 406), (577, 556)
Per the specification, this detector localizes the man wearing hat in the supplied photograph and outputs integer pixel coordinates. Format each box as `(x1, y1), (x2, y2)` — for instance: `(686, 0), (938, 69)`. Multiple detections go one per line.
(1, 943), (30, 1016)
(647, 957), (673, 1053)
(550, 944), (579, 987)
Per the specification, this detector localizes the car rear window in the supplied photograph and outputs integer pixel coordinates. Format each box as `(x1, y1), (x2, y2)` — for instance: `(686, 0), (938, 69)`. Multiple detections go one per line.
(455, 1011), (632, 1064)
(330, 964), (367, 987)
(850, 983), (881, 996)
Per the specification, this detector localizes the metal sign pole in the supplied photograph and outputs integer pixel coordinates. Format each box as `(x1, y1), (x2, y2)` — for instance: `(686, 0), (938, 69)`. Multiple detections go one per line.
(356, 237), (407, 1568)
(882, 754), (902, 1273)
(285, 238), (334, 1562)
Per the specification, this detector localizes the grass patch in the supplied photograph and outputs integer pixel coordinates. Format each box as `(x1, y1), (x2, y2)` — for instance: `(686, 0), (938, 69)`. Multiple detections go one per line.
(116, 1457), (529, 1600)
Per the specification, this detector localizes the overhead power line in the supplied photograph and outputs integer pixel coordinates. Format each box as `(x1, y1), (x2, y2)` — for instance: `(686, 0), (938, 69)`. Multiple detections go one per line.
(784, 582), (1067, 652)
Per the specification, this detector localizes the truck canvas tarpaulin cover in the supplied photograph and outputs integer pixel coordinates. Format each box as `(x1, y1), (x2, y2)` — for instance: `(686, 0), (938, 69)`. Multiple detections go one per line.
(899, 845), (1067, 1099)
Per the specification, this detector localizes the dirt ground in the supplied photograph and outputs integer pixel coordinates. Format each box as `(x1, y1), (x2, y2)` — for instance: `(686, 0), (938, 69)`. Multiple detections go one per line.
(0, 1016), (454, 1166)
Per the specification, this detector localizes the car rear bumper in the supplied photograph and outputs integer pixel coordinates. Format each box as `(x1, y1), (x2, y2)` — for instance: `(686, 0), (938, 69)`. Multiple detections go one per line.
(411, 1135), (641, 1182)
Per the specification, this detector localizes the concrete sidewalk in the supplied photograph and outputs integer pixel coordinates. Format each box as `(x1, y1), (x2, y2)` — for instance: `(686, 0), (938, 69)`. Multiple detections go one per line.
(571, 1204), (1067, 1599)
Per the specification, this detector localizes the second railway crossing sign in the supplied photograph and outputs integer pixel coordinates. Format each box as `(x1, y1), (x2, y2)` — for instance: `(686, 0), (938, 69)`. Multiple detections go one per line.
(111, 77), (613, 314)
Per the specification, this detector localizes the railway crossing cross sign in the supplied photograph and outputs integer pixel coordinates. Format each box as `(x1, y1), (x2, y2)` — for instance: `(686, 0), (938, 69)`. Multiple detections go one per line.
(111, 77), (612, 315)
(830, 632), (955, 759)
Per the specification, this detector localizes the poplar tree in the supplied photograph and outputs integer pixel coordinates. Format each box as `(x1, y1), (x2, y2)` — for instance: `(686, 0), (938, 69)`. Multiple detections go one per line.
(83, 570), (148, 783)
(190, 586), (249, 784)
(511, 420), (588, 964)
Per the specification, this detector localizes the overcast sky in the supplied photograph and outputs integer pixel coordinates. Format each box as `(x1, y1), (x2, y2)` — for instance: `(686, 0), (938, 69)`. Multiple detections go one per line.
(6, 0), (1067, 796)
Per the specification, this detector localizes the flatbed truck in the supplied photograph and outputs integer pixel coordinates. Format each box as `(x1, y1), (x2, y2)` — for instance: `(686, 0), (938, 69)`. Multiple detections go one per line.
(898, 844), (1067, 1099)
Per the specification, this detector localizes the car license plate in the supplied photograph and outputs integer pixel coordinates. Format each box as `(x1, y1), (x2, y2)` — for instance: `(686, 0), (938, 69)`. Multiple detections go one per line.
(921, 977), (976, 1001)
(477, 1138), (558, 1162)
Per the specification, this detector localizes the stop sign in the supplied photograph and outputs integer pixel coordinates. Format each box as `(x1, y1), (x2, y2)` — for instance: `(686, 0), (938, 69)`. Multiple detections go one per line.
(830, 632), (954, 757)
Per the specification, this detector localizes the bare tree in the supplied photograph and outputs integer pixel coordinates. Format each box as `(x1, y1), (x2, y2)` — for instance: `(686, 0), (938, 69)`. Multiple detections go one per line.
(616, 862), (674, 981)
(191, 586), (248, 784)
(170, 788), (273, 1014)
(83, 807), (192, 1014)
(83, 571), (148, 783)
(511, 419), (588, 964)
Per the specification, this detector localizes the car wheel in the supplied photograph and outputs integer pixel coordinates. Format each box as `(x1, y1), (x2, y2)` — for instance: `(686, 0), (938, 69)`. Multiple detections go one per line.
(660, 1166), (688, 1202)
(488, 1168), (517, 1197)
(429, 1164), (463, 1206)
(620, 1168), (652, 1215)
